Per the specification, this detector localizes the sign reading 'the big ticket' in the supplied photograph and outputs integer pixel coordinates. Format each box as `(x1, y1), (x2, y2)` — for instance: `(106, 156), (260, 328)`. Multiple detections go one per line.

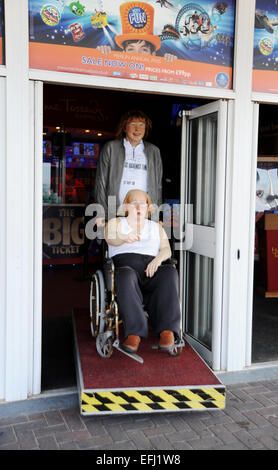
(29, 0), (235, 89)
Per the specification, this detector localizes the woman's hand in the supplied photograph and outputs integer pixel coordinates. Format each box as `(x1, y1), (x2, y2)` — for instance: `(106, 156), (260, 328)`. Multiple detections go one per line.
(123, 231), (140, 243)
(145, 257), (162, 278)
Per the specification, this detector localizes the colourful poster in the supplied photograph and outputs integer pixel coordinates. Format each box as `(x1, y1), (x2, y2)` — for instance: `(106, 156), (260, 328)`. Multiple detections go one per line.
(253, 1), (278, 93)
(0, 0), (4, 65)
(29, 0), (235, 89)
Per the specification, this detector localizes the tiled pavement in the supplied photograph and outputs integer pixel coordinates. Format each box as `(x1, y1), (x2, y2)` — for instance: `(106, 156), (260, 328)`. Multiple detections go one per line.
(1, 379), (278, 450)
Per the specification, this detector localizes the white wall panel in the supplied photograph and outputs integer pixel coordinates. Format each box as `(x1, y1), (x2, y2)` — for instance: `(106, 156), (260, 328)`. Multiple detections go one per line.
(0, 77), (6, 399)
(222, 0), (256, 371)
(4, 0), (32, 401)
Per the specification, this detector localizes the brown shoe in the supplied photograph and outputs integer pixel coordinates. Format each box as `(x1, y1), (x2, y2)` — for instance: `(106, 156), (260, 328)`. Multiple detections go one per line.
(122, 335), (140, 354)
(159, 330), (174, 350)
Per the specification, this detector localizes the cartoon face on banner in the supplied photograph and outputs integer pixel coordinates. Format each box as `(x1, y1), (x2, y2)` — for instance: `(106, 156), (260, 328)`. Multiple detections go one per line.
(29, 1), (235, 89)
(253, 0), (278, 92)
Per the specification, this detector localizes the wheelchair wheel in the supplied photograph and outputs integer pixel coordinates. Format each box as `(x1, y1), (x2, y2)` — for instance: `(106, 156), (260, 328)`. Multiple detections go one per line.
(90, 270), (106, 337)
(96, 332), (114, 358)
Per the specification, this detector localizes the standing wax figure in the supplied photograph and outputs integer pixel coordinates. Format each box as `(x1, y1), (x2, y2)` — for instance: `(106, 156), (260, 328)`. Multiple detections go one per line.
(94, 110), (163, 224)
(105, 189), (181, 354)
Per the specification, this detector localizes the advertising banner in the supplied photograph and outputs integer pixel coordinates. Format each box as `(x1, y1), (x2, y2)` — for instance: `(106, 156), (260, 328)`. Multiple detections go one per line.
(0, 0), (4, 65)
(29, 0), (235, 89)
(253, 1), (278, 93)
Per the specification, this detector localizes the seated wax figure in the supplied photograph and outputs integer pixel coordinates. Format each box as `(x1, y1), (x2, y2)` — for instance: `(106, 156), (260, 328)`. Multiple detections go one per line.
(105, 189), (181, 354)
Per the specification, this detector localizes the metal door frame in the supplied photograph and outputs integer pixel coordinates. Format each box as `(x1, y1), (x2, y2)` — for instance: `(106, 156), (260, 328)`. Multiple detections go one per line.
(179, 100), (228, 370)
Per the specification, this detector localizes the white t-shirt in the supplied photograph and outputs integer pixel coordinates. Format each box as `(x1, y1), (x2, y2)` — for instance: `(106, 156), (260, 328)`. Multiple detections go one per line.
(118, 139), (148, 206)
(108, 217), (160, 258)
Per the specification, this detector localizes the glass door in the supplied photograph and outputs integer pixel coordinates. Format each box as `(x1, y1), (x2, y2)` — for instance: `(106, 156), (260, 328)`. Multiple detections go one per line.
(179, 101), (227, 369)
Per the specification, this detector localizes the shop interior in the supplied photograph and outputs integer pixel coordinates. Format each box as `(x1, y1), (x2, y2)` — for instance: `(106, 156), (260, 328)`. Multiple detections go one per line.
(41, 85), (278, 393)
(42, 83), (210, 391)
(252, 104), (278, 364)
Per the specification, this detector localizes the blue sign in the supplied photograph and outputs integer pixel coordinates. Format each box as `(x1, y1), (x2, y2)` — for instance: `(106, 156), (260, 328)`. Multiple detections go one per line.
(128, 7), (147, 29)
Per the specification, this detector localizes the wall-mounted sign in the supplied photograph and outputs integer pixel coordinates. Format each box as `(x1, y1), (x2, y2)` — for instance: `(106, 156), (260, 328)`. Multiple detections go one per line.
(29, 0), (235, 89)
(43, 204), (101, 264)
(253, 0), (278, 93)
(43, 204), (85, 264)
(0, 0), (4, 65)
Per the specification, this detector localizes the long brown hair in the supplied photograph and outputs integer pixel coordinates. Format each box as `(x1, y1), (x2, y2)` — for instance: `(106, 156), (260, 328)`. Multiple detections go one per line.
(116, 110), (152, 140)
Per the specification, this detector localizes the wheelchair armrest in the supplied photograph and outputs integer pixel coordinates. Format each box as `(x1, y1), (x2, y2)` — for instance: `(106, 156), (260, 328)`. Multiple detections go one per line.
(162, 257), (178, 267)
(104, 256), (115, 271)
(103, 256), (115, 293)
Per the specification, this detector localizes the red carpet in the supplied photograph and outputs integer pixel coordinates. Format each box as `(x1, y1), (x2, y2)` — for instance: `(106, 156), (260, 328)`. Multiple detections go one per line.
(43, 266), (94, 317)
(73, 308), (221, 390)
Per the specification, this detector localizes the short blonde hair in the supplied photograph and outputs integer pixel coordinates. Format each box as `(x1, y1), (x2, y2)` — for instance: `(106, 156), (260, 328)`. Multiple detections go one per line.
(120, 189), (153, 217)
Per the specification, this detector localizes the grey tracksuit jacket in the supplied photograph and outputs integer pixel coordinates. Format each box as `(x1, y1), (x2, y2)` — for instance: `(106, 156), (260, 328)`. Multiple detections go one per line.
(94, 139), (163, 220)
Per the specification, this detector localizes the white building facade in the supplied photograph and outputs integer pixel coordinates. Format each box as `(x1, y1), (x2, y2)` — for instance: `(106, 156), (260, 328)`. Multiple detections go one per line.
(1, 0), (277, 403)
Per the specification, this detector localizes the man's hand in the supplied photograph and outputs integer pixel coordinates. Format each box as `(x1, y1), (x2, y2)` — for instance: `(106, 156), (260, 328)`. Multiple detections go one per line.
(97, 45), (112, 54)
(163, 53), (177, 62)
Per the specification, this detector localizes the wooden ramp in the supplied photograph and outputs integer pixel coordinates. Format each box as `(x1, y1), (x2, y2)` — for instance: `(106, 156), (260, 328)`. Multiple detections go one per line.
(72, 309), (225, 415)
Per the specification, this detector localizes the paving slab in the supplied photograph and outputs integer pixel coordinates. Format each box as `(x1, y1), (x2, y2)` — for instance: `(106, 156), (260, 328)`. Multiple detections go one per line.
(1, 379), (278, 450)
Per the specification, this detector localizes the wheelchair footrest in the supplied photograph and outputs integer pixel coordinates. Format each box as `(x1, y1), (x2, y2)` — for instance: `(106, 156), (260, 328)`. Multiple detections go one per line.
(113, 339), (144, 364)
(152, 338), (185, 356)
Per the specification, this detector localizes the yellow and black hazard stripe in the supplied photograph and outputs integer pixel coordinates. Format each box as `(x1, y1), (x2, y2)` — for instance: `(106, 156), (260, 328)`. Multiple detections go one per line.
(80, 387), (225, 414)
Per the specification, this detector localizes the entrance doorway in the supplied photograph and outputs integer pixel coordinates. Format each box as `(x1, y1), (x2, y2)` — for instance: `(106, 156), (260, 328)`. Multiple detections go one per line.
(252, 103), (278, 364)
(179, 101), (227, 369)
(42, 84), (224, 391)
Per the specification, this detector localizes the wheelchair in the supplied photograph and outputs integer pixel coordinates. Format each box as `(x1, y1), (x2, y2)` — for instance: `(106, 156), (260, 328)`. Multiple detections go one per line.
(89, 242), (185, 364)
